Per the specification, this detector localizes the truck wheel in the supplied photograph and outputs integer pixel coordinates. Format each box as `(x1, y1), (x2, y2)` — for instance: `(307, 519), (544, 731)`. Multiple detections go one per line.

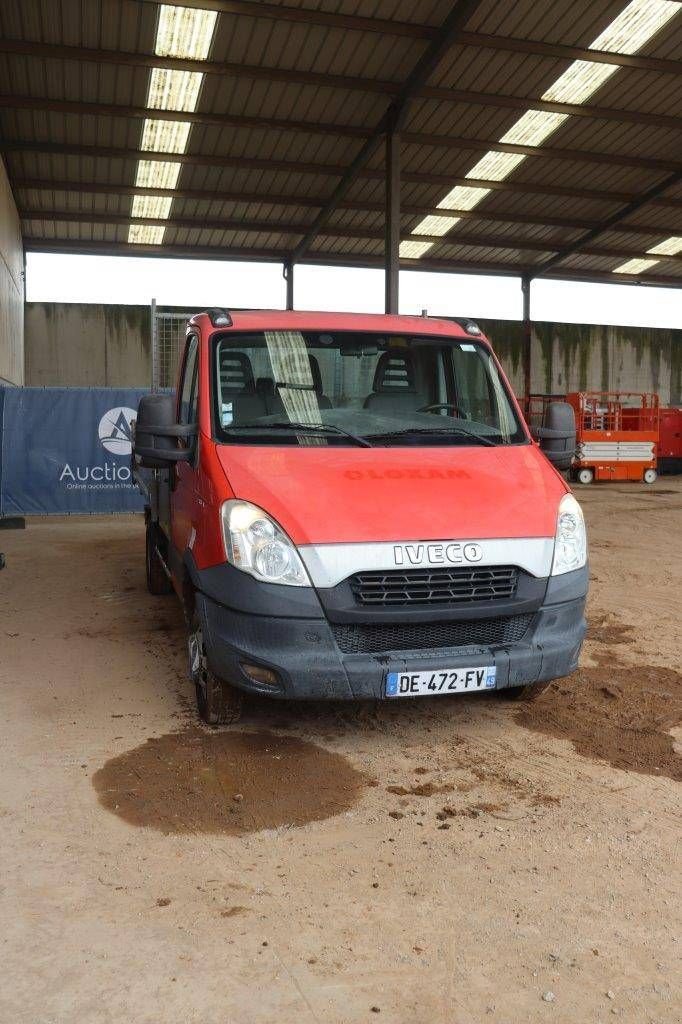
(643, 468), (657, 484)
(500, 681), (552, 702)
(577, 468), (594, 485)
(188, 611), (243, 726)
(146, 523), (172, 595)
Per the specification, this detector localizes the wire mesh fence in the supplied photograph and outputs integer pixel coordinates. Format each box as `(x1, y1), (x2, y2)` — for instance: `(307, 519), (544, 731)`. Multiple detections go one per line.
(150, 300), (195, 390)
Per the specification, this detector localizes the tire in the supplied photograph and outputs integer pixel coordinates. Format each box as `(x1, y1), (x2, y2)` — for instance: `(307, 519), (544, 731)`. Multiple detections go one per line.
(643, 468), (657, 484)
(188, 610), (243, 726)
(577, 468), (594, 485)
(499, 681), (552, 702)
(146, 522), (172, 595)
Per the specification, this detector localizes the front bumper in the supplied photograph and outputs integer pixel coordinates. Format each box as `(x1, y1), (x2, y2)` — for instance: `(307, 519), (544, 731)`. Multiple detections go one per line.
(196, 565), (588, 701)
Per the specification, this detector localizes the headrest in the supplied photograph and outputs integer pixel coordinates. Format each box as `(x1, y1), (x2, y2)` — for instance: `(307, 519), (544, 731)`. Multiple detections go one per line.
(256, 376), (276, 396)
(218, 350), (254, 393)
(308, 355), (324, 394)
(372, 349), (416, 393)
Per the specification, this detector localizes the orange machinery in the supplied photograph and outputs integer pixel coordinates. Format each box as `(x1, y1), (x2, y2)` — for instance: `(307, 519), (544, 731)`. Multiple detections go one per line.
(566, 391), (659, 484)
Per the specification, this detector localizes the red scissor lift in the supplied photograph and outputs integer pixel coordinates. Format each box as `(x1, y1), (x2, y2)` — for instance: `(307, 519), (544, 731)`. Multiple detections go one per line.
(568, 391), (659, 484)
(526, 391), (660, 484)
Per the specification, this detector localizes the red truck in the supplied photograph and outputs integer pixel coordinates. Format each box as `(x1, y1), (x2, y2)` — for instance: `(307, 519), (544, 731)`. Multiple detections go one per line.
(133, 309), (587, 725)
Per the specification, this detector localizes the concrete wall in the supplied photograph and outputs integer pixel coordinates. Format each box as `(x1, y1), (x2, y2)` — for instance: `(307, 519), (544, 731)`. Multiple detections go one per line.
(25, 303), (152, 387)
(24, 302), (682, 404)
(478, 318), (681, 406)
(0, 157), (24, 385)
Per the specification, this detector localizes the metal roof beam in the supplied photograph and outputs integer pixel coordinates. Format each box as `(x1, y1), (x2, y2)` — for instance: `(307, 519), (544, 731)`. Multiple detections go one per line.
(21, 208), (682, 264)
(533, 170), (682, 276)
(2, 134), (675, 180)
(454, 31), (682, 76)
(2, 35), (675, 100)
(21, 236), (682, 289)
(12, 178), (682, 236)
(290, 0), (491, 263)
(138, 0), (435, 39)
(3, 86), (679, 139)
(4, 139), (677, 207)
(134, 2), (682, 75)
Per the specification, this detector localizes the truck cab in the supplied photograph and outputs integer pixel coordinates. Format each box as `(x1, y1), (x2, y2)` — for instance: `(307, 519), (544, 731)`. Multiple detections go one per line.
(133, 309), (587, 725)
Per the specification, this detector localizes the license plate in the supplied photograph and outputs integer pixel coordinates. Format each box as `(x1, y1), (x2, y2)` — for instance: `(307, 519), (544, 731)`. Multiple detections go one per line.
(385, 665), (496, 698)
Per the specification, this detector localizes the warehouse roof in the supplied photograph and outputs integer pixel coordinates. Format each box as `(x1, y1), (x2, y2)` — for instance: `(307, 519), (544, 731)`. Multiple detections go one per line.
(2, 0), (682, 287)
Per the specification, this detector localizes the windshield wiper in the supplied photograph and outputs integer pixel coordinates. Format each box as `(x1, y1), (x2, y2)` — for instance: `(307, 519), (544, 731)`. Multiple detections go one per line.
(224, 421), (373, 448)
(366, 426), (499, 447)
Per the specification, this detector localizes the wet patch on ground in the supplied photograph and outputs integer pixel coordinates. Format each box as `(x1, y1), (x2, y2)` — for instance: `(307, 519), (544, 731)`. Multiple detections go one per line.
(93, 729), (369, 835)
(516, 663), (682, 781)
(588, 614), (635, 646)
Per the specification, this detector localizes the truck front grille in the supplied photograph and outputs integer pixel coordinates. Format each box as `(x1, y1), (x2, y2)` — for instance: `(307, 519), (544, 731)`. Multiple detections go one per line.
(331, 613), (533, 655)
(349, 565), (519, 607)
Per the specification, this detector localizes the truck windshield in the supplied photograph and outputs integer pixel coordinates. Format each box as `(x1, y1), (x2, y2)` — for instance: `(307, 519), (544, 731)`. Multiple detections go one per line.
(211, 331), (526, 447)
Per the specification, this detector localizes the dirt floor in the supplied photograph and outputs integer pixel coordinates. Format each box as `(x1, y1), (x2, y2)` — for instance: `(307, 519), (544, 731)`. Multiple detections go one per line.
(1, 480), (680, 1024)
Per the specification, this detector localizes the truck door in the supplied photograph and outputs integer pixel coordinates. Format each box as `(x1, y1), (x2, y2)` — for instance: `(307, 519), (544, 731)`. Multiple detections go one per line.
(170, 334), (199, 561)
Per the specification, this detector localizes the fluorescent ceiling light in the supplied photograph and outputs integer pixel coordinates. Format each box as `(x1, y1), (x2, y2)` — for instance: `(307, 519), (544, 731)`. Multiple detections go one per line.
(128, 224), (167, 245)
(414, 214), (461, 237)
(147, 68), (204, 112)
(131, 195), (173, 220)
(141, 119), (192, 153)
(155, 5), (218, 59)
(646, 236), (682, 256)
(613, 257), (660, 274)
(135, 160), (182, 191)
(399, 240), (434, 259)
(403, 0), (680, 259)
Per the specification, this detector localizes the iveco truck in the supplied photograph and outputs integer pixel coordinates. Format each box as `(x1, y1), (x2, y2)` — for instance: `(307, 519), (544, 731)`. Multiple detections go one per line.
(133, 309), (587, 724)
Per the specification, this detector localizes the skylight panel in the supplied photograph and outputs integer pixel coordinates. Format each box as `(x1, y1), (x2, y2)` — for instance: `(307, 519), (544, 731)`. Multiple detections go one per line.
(401, 0), (680, 259)
(131, 195), (173, 220)
(646, 236), (682, 256)
(437, 185), (492, 212)
(465, 150), (527, 183)
(128, 5), (218, 244)
(613, 257), (660, 274)
(141, 119), (192, 154)
(500, 110), (569, 148)
(147, 68), (204, 112)
(155, 5), (218, 59)
(128, 224), (167, 245)
(414, 214), (461, 237)
(399, 240), (435, 259)
(135, 160), (182, 191)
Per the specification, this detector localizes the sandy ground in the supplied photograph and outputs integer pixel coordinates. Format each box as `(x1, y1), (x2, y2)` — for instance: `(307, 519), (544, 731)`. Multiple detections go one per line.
(0, 480), (680, 1024)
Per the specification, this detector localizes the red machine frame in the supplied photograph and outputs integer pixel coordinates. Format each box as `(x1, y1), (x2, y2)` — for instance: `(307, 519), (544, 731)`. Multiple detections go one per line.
(567, 391), (659, 484)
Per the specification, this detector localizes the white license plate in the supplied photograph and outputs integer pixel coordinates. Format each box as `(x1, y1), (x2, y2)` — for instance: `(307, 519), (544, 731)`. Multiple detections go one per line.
(385, 665), (496, 698)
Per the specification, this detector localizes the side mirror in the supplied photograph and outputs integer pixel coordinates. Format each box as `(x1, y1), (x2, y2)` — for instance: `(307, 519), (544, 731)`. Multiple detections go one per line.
(132, 393), (196, 469)
(532, 401), (576, 472)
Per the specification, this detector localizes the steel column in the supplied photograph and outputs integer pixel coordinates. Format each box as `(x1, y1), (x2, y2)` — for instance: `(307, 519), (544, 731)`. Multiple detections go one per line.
(385, 128), (401, 314)
(521, 276), (532, 410)
(284, 260), (294, 310)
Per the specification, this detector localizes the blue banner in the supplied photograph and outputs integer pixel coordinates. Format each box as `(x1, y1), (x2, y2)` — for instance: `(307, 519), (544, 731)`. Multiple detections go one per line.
(0, 387), (150, 515)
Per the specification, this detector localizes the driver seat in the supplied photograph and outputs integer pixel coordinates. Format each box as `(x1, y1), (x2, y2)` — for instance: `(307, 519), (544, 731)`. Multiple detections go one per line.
(363, 349), (423, 414)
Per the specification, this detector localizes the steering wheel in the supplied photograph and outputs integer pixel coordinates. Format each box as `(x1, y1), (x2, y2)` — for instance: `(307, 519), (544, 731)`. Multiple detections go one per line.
(417, 402), (467, 419)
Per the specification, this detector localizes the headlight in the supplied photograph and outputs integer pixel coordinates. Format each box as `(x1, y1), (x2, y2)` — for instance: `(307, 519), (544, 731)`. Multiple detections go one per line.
(551, 493), (587, 576)
(220, 500), (310, 587)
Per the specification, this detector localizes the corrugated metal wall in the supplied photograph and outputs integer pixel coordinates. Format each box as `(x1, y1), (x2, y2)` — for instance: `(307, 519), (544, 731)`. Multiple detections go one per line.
(24, 303), (681, 405)
(0, 156), (24, 385)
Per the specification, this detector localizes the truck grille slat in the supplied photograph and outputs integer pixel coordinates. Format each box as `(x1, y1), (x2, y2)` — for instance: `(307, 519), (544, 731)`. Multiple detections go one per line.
(332, 614), (533, 655)
(350, 566), (518, 607)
